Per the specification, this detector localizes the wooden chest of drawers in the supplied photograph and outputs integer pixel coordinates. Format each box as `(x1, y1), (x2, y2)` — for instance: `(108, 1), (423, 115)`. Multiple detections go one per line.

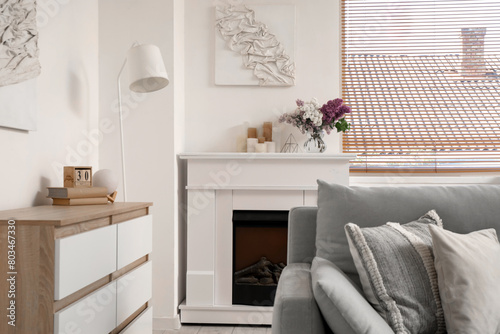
(0, 202), (153, 334)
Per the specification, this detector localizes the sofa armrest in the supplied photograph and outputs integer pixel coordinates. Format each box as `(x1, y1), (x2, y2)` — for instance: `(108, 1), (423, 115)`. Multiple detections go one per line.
(288, 207), (318, 264)
(311, 257), (394, 334)
(272, 263), (327, 334)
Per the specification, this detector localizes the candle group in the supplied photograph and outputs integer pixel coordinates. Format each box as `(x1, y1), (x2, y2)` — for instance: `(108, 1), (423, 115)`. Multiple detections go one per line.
(246, 122), (276, 153)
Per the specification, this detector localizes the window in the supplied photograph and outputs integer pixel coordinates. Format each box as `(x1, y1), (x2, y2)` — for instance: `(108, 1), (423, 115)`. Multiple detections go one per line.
(342, 0), (500, 173)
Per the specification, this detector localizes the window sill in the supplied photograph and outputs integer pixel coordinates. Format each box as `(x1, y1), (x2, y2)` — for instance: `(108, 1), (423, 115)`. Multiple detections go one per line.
(350, 172), (500, 186)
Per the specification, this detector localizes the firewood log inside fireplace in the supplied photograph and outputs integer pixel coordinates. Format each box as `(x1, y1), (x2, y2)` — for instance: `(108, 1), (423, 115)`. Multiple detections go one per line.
(234, 257), (286, 286)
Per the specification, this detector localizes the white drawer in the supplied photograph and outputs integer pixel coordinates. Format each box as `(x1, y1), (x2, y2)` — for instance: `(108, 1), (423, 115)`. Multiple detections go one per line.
(54, 281), (117, 334)
(116, 261), (152, 325)
(55, 225), (117, 300)
(117, 215), (152, 269)
(120, 307), (153, 334)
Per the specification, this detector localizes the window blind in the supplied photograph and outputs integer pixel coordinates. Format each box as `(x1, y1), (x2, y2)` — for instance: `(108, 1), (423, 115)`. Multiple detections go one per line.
(341, 0), (500, 173)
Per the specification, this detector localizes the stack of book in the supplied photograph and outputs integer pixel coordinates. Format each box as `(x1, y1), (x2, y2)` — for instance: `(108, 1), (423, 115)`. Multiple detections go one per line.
(48, 187), (109, 206)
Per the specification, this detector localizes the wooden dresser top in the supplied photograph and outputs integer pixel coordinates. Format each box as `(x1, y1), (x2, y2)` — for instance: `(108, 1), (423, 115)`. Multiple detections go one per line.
(0, 202), (152, 226)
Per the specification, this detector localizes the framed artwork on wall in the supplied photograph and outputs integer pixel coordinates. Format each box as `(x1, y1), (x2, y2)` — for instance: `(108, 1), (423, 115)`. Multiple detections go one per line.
(0, 0), (41, 131)
(215, 4), (296, 87)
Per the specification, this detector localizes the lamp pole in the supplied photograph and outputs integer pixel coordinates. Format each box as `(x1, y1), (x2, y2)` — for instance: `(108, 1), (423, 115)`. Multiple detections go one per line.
(117, 59), (128, 202)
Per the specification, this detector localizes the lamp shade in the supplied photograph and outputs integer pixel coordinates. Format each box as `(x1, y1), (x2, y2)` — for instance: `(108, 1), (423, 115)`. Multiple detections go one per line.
(127, 44), (169, 93)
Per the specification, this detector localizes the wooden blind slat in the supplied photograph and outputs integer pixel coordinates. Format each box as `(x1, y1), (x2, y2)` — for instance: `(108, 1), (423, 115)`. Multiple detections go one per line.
(341, 0), (500, 173)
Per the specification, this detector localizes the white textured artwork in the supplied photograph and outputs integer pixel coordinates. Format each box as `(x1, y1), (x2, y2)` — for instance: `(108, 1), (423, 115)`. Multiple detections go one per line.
(0, 0), (40, 131)
(215, 4), (296, 86)
(0, 0), (40, 86)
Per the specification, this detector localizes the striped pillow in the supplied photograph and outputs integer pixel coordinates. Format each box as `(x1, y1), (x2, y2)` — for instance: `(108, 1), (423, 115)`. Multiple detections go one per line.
(345, 210), (445, 334)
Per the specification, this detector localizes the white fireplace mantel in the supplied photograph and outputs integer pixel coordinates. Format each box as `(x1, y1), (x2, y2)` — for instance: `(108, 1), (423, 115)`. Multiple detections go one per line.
(178, 153), (354, 325)
(180, 152), (355, 189)
(180, 152), (354, 160)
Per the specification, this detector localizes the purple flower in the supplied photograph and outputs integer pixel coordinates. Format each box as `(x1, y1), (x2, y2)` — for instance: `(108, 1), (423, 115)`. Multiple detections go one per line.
(321, 99), (343, 123)
(320, 106), (334, 123)
(296, 99), (304, 107)
(332, 98), (343, 109)
(337, 105), (351, 119)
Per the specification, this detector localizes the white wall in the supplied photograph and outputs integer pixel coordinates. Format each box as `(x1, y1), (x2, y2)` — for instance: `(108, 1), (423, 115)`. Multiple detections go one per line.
(173, 0), (187, 318)
(98, 0), (183, 329)
(0, 0), (99, 211)
(185, 0), (343, 153)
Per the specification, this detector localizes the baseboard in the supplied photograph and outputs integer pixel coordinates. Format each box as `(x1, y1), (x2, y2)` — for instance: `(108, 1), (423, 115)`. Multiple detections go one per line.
(154, 315), (181, 330)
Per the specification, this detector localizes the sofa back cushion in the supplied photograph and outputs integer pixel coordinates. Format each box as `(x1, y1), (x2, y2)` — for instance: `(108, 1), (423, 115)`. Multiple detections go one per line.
(316, 180), (500, 287)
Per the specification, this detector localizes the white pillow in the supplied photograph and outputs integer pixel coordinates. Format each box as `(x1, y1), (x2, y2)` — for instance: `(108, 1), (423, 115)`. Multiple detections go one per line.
(429, 225), (500, 334)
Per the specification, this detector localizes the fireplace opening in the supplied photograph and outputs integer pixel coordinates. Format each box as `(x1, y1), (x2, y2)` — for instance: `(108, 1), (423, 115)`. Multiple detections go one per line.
(232, 210), (288, 306)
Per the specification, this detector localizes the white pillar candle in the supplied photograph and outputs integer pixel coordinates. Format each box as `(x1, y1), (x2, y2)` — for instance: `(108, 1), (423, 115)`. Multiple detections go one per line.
(265, 141), (276, 153)
(255, 143), (267, 153)
(247, 138), (258, 152)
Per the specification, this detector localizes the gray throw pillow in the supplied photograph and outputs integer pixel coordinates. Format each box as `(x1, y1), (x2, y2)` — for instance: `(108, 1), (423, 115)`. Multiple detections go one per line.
(429, 225), (500, 334)
(345, 211), (445, 334)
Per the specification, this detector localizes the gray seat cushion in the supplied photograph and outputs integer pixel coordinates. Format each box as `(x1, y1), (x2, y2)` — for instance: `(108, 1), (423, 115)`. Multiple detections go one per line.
(272, 263), (326, 334)
(315, 180), (500, 288)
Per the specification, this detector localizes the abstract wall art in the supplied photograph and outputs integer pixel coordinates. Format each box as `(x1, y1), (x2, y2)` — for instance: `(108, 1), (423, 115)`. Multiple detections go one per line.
(0, 0), (41, 131)
(215, 4), (296, 86)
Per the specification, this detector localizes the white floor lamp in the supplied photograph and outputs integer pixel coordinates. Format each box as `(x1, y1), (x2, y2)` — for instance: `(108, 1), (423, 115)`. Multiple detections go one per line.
(117, 44), (169, 201)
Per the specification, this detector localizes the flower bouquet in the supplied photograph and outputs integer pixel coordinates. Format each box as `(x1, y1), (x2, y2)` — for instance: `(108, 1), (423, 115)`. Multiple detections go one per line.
(279, 98), (351, 152)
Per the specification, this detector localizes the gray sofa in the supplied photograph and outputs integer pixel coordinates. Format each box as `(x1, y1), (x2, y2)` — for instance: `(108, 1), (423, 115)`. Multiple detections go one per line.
(272, 181), (500, 334)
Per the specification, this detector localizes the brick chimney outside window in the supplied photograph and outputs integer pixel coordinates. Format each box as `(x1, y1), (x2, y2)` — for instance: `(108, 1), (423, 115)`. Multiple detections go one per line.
(461, 27), (487, 77)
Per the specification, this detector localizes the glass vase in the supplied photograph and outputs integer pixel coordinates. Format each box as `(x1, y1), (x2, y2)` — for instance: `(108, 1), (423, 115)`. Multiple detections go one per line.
(304, 131), (326, 153)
